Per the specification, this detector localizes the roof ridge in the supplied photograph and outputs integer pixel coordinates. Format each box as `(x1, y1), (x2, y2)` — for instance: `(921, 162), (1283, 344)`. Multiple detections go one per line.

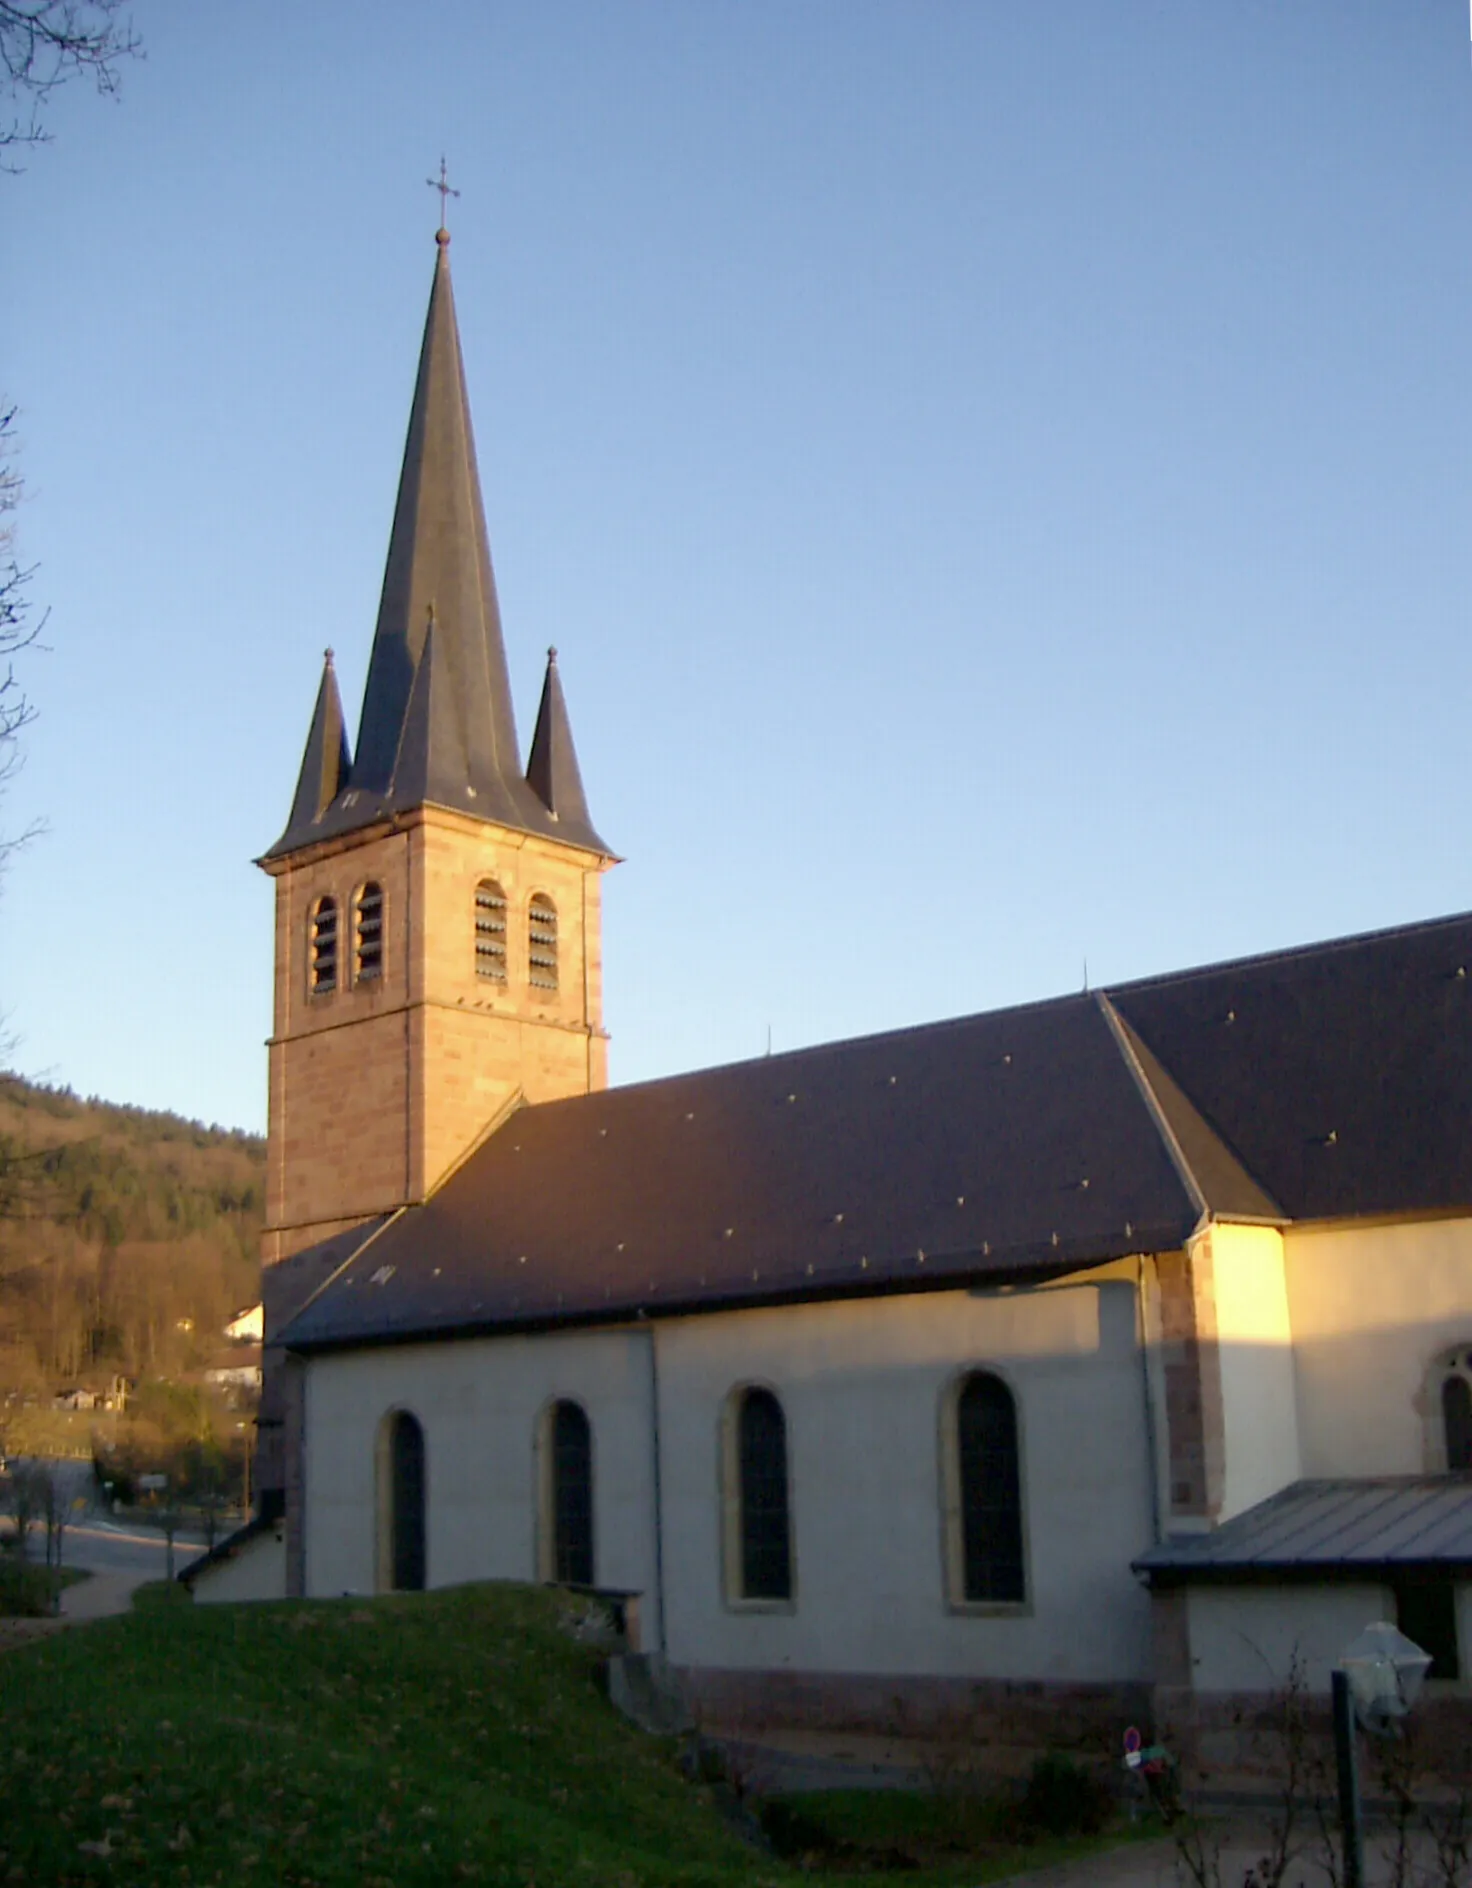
(1105, 909), (1472, 999)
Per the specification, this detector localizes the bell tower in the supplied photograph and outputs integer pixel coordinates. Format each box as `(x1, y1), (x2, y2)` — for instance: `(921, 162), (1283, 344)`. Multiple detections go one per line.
(257, 226), (615, 1270)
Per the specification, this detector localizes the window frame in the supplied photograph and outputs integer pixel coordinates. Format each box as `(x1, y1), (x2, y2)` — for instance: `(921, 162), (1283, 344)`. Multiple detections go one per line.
(527, 891), (559, 996)
(474, 877), (509, 985)
(353, 880), (385, 986)
(1439, 1349), (1472, 1474)
(720, 1382), (796, 1613)
(307, 893), (339, 998)
(375, 1406), (427, 1594)
(535, 1397), (596, 1587)
(938, 1366), (1031, 1617)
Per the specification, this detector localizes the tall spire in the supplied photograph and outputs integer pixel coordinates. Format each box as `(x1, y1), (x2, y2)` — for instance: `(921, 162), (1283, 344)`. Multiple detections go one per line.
(281, 650), (351, 839)
(525, 647), (609, 854)
(351, 226), (531, 826)
(265, 228), (609, 860)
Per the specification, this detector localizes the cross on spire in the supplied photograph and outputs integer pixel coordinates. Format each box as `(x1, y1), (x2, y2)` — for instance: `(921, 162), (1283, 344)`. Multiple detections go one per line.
(427, 157), (460, 237)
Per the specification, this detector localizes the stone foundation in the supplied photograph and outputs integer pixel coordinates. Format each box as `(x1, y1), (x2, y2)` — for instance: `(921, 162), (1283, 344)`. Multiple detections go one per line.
(678, 1665), (1152, 1763)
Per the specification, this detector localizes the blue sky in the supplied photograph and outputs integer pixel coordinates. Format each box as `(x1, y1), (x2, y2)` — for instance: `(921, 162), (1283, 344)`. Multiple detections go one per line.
(3, 3), (1471, 1132)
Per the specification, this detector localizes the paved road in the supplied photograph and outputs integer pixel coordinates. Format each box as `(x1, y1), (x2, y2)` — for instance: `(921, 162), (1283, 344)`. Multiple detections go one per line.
(61, 1519), (208, 1583)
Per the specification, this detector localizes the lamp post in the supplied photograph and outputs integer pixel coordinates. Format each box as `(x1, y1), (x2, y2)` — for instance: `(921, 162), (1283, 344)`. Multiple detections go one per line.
(1332, 1621), (1433, 1888)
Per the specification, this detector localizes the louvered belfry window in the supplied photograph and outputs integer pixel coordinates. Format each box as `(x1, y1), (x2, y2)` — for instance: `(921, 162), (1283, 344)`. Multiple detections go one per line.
(309, 896), (338, 994)
(474, 879), (508, 982)
(1444, 1368), (1472, 1473)
(957, 1372), (1025, 1603)
(551, 1400), (595, 1586)
(528, 894), (559, 992)
(355, 881), (384, 983)
(738, 1388), (792, 1601)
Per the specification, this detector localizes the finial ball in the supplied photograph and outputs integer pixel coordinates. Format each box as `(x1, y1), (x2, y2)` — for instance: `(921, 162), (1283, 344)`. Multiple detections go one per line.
(435, 226), (451, 247)
(547, 645), (558, 663)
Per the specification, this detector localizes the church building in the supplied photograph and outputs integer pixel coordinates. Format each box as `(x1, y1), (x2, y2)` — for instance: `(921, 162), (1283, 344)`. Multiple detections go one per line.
(198, 224), (1472, 1756)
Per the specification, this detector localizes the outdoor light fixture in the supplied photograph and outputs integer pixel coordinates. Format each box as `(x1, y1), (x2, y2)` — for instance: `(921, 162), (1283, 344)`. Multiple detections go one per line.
(1338, 1619), (1433, 1732)
(1332, 1620), (1433, 1888)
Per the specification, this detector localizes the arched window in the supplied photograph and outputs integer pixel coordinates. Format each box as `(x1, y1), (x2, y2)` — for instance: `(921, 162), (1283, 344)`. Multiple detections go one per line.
(355, 881), (384, 983)
(734, 1387), (792, 1602)
(1443, 1354), (1472, 1472)
(540, 1399), (594, 1586)
(947, 1371), (1026, 1606)
(474, 879), (508, 983)
(377, 1409), (426, 1592)
(528, 894), (558, 993)
(309, 895), (338, 994)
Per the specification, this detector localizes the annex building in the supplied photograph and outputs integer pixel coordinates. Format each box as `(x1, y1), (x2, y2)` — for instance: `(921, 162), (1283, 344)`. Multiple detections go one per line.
(196, 224), (1472, 1753)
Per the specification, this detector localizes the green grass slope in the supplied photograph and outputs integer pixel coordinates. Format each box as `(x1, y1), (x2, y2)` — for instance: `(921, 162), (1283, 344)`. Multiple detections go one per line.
(0, 1583), (769, 1888)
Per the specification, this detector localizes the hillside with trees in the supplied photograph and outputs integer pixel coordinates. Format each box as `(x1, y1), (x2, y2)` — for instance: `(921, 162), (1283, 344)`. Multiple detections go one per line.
(0, 1073), (263, 1404)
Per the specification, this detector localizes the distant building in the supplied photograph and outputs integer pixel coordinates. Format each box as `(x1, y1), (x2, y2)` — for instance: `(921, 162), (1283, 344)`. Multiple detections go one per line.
(202, 1347), (262, 1392)
(224, 1304), (263, 1344)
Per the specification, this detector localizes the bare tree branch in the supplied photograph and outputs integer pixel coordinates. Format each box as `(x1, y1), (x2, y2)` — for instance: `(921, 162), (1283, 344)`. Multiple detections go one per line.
(0, 1), (141, 165)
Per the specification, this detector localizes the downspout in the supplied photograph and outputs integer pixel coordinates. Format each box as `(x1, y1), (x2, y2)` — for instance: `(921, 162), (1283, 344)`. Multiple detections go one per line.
(645, 1321), (667, 1656)
(403, 824), (414, 1202)
(1136, 1253), (1163, 1546)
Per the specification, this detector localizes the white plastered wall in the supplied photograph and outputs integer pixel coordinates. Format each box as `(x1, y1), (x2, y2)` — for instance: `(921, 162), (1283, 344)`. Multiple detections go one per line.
(1210, 1224), (1301, 1521)
(1185, 1583), (1392, 1695)
(654, 1278), (1154, 1683)
(299, 1272), (1157, 1686)
(189, 1523), (287, 1604)
(1284, 1216), (1472, 1476)
(301, 1325), (661, 1637)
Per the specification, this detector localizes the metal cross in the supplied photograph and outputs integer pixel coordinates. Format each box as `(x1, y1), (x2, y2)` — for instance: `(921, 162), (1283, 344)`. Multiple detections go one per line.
(427, 157), (460, 229)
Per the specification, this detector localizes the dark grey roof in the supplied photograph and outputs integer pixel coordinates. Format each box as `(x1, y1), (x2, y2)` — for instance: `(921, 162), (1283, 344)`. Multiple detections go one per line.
(265, 235), (608, 862)
(525, 648), (610, 855)
(1110, 911), (1472, 1222)
(282, 653), (351, 839)
(1134, 1478), (1472, 1582)
(277, 909), (1472, 1357)
(279, 990), (1202, 1353)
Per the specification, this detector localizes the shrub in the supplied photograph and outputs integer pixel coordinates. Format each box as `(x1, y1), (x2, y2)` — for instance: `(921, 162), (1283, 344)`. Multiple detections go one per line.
(1016, 1752), (1114, 1838)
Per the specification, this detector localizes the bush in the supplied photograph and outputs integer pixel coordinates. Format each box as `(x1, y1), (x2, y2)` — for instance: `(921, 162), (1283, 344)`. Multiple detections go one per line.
(1016, 1753), (1114, 1838)
(0, 1557), (61, 1617)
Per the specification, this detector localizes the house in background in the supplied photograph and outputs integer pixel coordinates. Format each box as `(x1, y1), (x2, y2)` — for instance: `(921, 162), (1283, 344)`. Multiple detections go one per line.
(194, 225), (1472, 1759)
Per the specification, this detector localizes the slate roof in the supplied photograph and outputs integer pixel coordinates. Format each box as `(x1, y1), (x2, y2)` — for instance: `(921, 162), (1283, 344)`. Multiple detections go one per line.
(276, 910), (1472, 1357)
(265, 233), (608, 862)
(1133, 1478), (1472, 1583)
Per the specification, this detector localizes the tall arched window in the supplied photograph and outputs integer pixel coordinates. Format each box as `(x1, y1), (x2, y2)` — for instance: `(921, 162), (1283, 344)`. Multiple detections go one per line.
(377, 1409), (426, 1592)
(540, 1399), (594, 1586)
(949, 1371), (1026, 1605)
(474, 879), (508, 983)
(309, 895), (338, 994)
(1443, 1354), (1472, 1472)
(733, 1387), (792, 1602)
(355, 881), (384, 983)
(528, 894), (558, 993)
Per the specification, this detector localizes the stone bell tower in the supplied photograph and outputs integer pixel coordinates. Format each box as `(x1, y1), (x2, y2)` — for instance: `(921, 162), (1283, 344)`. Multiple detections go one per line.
(253, 225), (615, 1505)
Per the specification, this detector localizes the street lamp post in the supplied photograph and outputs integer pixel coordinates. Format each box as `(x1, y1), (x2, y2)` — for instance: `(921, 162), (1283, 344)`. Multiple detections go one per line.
(1332, 1621), (1434, 1888)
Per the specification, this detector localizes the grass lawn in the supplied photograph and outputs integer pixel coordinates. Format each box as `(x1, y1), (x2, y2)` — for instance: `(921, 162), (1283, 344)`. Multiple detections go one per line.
(0, 1582), (1154, 1887)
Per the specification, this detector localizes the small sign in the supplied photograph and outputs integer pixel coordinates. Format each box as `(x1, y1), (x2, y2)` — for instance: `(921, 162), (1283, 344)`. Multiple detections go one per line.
(139, 1473), (167, 1491)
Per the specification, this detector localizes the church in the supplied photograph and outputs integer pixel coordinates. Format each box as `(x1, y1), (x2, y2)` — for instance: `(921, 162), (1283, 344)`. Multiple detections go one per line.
(191, 222), (1472, 1758)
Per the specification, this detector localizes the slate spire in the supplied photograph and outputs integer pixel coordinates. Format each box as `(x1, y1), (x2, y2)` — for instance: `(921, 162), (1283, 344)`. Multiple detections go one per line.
(264, 229), (609, 859)
(282, 649), (351, 839)
(525, 647), (610, 854)
(350, 226), (535, 822)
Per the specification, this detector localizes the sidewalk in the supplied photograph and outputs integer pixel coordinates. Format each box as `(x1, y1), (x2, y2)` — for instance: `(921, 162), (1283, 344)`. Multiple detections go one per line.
(60, 1568), (148, 1620)
(987, 1821), (1451, 1886)
(0, 1566), (150, 1651)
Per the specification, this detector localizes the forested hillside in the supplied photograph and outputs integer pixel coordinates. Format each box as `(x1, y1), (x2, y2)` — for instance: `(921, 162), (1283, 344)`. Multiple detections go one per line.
(0, 1074), (264, 1395)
